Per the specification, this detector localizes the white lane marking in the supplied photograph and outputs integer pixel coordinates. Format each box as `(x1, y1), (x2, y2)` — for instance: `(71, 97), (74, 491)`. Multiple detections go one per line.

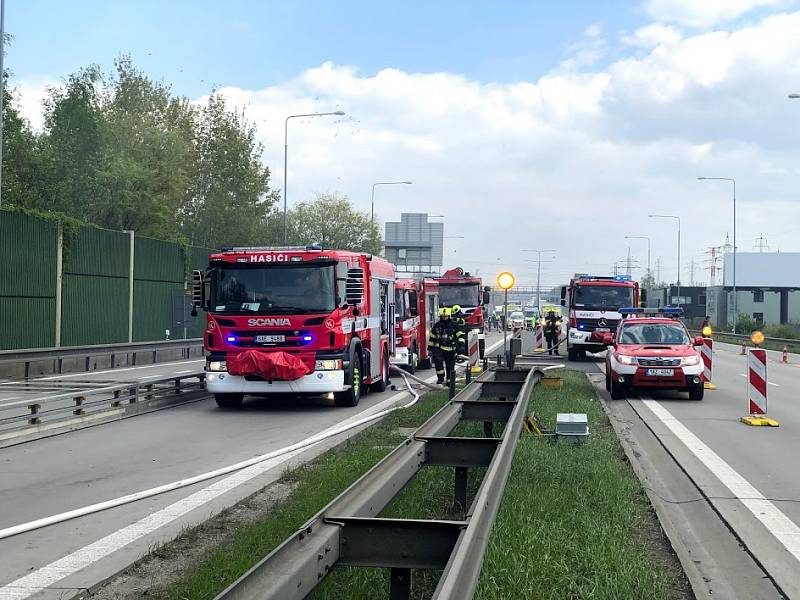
(0, 359), (205, 386)
(0, 337), (505, 599)
(739, 373), (779, 387)
(642, 399), (800, 563)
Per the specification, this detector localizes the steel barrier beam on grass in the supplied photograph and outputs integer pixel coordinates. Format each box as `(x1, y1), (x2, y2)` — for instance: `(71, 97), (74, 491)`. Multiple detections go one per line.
(215, 365), (541, 600)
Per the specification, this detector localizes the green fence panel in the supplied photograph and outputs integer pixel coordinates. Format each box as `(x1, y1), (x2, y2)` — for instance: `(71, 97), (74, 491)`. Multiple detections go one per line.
(0, 298), (55, 350)
(63, 226), (130, 278)
(0, 210), (57, 348)
(61, 274), (129, 345)
(61, 225), (130, 346)
(134, 236), (184, 282)
(133, 280), (181, 341)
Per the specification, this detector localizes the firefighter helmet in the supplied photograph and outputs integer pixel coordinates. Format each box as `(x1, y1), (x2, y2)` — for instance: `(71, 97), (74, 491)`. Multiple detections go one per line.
(438, 307), (452, 318)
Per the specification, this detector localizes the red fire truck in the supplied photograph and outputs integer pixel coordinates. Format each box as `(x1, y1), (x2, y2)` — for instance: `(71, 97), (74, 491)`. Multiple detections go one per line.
(391, 278), (439, 373)
(560, 274), (644, 361)
(435, 267), (491, 358)
(191, 245), (396, 409)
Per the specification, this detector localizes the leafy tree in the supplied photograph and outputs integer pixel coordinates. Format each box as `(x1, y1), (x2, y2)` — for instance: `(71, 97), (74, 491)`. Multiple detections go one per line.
(286, 192), (383, 255)
(179, 93), (277, 248)
(2, 73), (41, 208)
(93, 57), (194, 236)
(639, 271), (656, 291)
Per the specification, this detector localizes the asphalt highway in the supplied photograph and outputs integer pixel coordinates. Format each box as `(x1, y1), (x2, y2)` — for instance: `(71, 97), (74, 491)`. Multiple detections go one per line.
(0, 334), (505, 600)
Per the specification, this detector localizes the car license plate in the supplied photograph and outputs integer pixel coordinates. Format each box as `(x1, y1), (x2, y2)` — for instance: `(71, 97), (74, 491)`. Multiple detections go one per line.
(645, 368), (673, 376)
(255, 335), (285, 343)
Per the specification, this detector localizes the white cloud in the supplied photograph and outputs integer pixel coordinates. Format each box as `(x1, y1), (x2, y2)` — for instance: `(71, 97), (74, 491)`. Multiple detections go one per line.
(624, 24), (683, 48)
(643, 0), (786, 28)
(12, 76), (56, 131)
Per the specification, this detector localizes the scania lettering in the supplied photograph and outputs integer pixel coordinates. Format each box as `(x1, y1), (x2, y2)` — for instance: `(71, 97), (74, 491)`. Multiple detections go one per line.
(435, 267), (491, 358)
(391, 278), (439, 373)
(560, 274), (643, 361)
(192, 245), (396, 409)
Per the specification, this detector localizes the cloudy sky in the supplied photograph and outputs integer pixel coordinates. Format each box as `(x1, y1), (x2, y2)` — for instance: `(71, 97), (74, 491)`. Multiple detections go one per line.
(9, 0), (800, 288)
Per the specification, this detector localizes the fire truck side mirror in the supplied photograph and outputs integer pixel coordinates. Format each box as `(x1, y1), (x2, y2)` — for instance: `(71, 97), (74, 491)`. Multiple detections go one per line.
(640, 289), (648, 305)
(560, 286), (566, 301)
(191, 270), (205, 316)
(482, 290), (491, 305)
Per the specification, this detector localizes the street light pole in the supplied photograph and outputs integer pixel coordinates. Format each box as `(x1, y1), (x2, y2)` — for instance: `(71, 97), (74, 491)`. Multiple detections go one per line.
(371, 181), (412, 225)
(624, 236), (651, 284)
(521, 249), (555, 313)
(648, 215), (681, 304)
(283, 110), (345, 245)
(698, 177), (736, 333)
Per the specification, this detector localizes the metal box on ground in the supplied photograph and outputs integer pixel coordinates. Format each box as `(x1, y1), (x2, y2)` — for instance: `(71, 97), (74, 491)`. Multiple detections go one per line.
(541, 377), (562, 389)
(556, 412), (589, 444)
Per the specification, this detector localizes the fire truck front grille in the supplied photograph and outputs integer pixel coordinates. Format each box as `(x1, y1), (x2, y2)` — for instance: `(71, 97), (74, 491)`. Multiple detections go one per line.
(576, 319), (619, 333)
(230, 330), (312, 348)
(638, 358), (681, 367)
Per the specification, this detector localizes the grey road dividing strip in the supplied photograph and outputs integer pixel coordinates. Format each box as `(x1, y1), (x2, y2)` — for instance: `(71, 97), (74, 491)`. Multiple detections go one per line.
(0, 338), (504, 600)
(0, 359), (205, 386)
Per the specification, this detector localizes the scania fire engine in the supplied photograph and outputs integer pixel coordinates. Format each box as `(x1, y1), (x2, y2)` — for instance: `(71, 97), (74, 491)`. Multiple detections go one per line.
(560, 274), (644, 361)
(391, 278), (439, 373)
(435, 267), (491, 358)
(191, 245), (396, 409)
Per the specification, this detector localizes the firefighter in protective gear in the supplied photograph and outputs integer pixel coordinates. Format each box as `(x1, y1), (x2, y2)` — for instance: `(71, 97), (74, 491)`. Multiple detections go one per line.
(544, 310), (561, 355)
(451, 304), (467, 355)
(430, 307), (463, 385)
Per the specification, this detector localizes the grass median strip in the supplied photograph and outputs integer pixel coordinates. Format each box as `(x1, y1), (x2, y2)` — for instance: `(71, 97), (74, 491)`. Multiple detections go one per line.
(102, 370), (689, 600)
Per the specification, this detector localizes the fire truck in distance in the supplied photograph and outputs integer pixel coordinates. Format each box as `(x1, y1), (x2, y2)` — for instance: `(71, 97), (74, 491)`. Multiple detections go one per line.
(560, 274), (644, 361)
(435, 267), (491, 358)
(391, 278), (439, 373)
(191, 245), (396, 409)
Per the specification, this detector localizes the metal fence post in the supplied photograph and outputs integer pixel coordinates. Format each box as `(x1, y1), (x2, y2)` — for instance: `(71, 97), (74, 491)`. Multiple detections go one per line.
(389, 568), (411, 600)
(448, 375), (456, 399)
(454, 466), (468, 512)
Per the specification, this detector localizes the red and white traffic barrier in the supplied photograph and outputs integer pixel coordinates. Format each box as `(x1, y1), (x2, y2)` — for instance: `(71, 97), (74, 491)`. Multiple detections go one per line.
(748, 348), (767, 415)
(534, 324), (545, 352)
(741, 349), (779, 426)
(700, 338), (715, 389)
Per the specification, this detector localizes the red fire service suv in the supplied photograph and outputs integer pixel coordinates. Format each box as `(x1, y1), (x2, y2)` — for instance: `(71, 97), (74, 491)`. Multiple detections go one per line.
(604, 308), (706, 401)
(191, 245), (396, 409)
(391, 278), (439, 373)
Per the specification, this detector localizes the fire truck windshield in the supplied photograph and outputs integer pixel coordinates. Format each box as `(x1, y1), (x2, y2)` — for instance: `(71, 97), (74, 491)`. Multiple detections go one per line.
(438, 284), (479, 308)
(574, 285), (633, 309)
(210, 264), (336, 314)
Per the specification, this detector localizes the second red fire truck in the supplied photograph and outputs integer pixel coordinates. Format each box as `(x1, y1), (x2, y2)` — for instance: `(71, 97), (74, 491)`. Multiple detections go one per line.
(192, 245), (396, 408)
(391, 278), (439, 373)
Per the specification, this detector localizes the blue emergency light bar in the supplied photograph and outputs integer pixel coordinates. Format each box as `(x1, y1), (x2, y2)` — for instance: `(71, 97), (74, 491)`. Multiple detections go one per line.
(619, 307), (684, 318)
(576, 274), (631, 282)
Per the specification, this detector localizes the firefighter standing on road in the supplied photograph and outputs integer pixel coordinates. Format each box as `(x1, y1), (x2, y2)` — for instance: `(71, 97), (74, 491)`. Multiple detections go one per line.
(430, 307), (463, 385)
(544, 310), (561, 355)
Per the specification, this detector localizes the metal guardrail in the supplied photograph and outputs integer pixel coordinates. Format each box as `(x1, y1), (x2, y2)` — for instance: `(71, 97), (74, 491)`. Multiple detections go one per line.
(689, 330), (800, 347)
(0, 372), (205, 436)
(215, 365), (541, 600)
(0, 339), (203, 377)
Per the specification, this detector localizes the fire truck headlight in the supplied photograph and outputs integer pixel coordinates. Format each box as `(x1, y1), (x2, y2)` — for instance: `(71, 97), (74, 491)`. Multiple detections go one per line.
(207, 360), (227, 372)
(315, 359), (343, 371)
(681, 355), (700, 366)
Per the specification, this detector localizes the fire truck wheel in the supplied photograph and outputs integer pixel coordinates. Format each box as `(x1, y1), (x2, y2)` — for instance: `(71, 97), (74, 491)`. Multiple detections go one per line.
(419, 356), (431, 370)
(567, 348), (578, 361)
(371, 349), (390, 392)
(479, 338), (486, 359)
(335, 352), (361, 407)
(215, 393), (244, 409)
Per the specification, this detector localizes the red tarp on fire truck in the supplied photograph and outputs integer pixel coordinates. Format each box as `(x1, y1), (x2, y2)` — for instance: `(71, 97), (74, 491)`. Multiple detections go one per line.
(227, 350), (311, 382)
